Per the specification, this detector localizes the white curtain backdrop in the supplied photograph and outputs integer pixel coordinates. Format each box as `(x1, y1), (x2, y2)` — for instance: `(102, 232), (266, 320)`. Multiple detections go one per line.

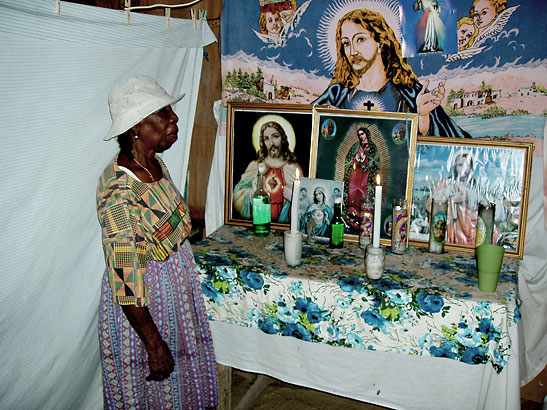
(0, 1), (216, 409)
(517, 158), (547, 385)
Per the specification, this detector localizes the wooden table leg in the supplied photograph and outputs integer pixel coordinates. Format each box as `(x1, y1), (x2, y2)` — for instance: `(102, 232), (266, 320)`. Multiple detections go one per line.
(233, 374), (272, 410)
(216, 364), (232, 410)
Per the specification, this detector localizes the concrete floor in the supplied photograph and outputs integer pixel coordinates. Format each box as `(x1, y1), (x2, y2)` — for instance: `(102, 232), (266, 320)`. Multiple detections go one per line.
(230, 368), (545, 410)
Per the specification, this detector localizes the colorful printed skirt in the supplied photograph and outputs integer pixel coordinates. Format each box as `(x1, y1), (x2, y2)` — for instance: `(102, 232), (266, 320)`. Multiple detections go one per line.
(99, 241), (218, 410)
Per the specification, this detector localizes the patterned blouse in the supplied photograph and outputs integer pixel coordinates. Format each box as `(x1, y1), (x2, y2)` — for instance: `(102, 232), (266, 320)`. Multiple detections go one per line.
(96, 155), (191, 307)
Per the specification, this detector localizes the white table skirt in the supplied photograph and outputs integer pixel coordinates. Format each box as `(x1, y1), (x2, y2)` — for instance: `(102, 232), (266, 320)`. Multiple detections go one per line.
(210, 321), (520, 410)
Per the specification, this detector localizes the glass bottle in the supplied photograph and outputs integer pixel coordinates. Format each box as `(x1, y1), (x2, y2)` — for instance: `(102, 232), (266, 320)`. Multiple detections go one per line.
(252, 164), (271, 237)
(330, 197), (344, 248)
(359, 194), (374, 249)
(391, 199), (408, 254)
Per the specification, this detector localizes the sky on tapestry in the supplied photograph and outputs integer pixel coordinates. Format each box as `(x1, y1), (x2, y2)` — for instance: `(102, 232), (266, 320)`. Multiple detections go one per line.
(221, 0), (546, 145)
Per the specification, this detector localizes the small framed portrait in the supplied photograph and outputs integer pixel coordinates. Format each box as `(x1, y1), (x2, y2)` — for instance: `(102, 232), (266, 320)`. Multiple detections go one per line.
(409, 136), (534, 259)
(310, 108), (419, 245)
(320, 119), (337, 140)
(225, 102), (315, 229)
(297, 177), (344, 242)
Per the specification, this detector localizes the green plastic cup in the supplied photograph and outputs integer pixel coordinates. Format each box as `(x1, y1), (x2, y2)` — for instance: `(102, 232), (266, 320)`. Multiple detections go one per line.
(476, 244), (505, 292)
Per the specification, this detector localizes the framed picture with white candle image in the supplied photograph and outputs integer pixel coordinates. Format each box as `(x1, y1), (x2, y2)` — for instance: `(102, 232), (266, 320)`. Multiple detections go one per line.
(310, 107), (419, 245)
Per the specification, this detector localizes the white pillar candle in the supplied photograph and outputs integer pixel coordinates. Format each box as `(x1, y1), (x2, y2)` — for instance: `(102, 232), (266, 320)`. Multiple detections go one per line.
(290, 168), (300, 234)
(373, 175), (382, 248)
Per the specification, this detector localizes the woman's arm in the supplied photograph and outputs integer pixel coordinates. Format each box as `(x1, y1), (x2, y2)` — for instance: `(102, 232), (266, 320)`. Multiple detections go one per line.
(121, 305), (174, 381)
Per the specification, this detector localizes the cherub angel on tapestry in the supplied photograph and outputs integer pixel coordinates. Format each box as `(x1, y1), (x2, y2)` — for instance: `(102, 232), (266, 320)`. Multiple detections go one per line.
(253, 0), (311, 47)
(446, 0), (519, 62)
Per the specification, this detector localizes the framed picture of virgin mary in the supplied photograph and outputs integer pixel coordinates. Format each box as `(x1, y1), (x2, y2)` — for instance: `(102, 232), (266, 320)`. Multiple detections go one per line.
(310, 107), (418, 244)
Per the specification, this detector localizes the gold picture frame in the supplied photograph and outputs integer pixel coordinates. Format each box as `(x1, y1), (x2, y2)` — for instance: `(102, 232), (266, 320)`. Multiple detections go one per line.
(409, 136), (534, 259)
(224, 102), (315, 229)
(310, 108), (419, 245)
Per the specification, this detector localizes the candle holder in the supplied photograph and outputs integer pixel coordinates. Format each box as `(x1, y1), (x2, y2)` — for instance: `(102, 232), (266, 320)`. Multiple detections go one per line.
(391, 199), (408, 255)
(284, 230), (303, 266)
(476, 201), (495, 246)
(365, 245), (385, 280)
(429, 199), (448, 254)
(359, 194), (374, 249)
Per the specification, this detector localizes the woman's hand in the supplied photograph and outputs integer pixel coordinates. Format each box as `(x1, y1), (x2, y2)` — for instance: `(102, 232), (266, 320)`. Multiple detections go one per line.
(416, 80), (445, 135)
(145, 338), (174, 382)
(121, 305), (175, 382)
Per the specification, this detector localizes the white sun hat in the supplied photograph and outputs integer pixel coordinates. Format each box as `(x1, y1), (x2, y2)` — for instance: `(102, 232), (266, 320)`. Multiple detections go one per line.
(104, 75), (185, 141)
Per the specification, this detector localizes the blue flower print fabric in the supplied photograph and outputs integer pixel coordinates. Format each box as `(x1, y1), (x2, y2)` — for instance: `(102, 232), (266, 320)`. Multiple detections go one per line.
(194, 226), (520, 373)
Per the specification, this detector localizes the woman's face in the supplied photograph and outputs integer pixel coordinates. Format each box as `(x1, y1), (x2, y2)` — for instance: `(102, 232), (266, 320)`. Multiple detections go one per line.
(265, 12), (282, 35)
(357, 129), (369, 145)
(134, 105), (178, 153)
(472, 0), (497, 30)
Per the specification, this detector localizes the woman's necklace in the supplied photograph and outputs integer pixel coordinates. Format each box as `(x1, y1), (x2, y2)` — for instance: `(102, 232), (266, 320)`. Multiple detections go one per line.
(133, 157), (154, 181)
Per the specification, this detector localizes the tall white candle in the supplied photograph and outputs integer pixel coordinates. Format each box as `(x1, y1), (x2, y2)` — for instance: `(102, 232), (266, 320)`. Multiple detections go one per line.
(373, 175), (382, 248)
(290, 168), (300, 234)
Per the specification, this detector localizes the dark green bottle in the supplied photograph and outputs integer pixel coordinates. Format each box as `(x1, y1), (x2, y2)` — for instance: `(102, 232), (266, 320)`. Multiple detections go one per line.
(330, 197), (344, 248)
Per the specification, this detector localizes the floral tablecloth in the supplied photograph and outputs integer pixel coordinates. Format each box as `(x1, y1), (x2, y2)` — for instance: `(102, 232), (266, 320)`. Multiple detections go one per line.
(193, 225), (521, 373)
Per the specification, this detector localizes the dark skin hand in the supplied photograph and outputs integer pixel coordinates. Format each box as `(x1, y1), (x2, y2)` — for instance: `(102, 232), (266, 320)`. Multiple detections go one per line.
(121, 305), (174, 381)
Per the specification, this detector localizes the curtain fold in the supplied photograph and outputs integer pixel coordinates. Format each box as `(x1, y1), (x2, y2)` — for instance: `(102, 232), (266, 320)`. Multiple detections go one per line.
(518, 159), (547, 385)
(0, 1), (216, 409)
(205, 101), (226, 236)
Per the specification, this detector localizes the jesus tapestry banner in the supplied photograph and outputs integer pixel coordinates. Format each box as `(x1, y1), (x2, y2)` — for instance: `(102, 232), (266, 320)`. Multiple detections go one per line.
(220, 0), (546, 225)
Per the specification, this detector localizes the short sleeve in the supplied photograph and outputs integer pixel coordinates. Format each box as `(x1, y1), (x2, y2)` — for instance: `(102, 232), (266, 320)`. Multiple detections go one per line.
(97, 172), (149, 307)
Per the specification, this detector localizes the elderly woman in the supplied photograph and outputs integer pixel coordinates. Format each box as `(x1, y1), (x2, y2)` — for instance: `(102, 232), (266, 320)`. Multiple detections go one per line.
(96, 76), (217, 409)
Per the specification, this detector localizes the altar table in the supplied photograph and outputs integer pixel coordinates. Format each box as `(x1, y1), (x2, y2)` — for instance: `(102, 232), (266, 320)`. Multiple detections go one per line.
(193, 225), (522, 410)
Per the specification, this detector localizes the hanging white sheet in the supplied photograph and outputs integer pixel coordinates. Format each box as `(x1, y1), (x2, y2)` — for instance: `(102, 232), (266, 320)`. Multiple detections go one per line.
(0, 1), (216, 409)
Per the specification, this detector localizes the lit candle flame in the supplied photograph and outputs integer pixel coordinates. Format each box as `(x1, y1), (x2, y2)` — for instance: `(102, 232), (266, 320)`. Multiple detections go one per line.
(376, 174), (380, 185)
